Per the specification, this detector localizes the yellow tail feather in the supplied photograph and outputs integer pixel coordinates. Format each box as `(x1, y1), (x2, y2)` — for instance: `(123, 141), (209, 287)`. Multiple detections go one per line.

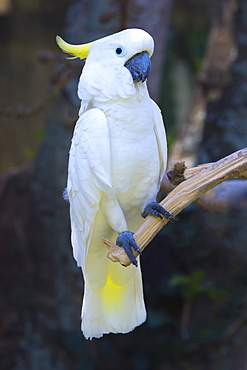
(81, 260), (146, 339)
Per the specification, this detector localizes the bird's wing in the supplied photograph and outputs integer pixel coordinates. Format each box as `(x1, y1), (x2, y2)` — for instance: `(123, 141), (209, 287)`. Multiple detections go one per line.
(67, 108), (111, 269)
(152, 100), (167, 182)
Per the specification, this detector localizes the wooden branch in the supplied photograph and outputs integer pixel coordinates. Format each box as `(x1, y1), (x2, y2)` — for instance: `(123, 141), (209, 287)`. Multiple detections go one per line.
(103, 148), (247, 267)
(160, 162), (214, 193)
(162, 160), (247, 213)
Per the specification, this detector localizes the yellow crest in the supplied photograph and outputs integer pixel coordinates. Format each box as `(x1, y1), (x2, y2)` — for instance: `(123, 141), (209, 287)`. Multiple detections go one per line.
(56, 35), (92, 60)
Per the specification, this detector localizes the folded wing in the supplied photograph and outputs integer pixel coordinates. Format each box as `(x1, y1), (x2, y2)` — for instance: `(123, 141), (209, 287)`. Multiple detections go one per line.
(67, 108), (112, 269)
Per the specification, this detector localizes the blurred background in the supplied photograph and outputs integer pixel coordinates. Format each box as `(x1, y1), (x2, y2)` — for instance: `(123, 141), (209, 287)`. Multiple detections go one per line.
(0, 0), (247, 369)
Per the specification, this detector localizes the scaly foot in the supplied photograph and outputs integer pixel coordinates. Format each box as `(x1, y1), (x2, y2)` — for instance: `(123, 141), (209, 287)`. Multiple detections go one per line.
(141, 201), (178, 222)
(116, 231), (141, 267)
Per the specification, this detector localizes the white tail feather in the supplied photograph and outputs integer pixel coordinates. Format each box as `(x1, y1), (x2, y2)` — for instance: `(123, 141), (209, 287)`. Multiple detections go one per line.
(81, 261), (146, 339)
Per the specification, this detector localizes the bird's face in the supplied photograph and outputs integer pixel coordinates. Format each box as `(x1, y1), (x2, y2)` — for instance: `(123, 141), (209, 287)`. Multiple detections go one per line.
(88, 28), (154, 83)
(56, 28), (154, 100)
(57, 28), (154, 84)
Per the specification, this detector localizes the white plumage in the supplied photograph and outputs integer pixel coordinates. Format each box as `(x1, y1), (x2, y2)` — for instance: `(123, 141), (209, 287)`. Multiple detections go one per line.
(57, 28), (167, 339)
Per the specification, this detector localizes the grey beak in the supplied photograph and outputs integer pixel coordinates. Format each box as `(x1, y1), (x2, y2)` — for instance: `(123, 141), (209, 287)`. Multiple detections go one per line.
(124, 51), (151, 83)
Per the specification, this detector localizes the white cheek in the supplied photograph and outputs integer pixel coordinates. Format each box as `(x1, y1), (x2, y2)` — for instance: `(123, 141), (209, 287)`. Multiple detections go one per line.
(113, 66), (134, 98)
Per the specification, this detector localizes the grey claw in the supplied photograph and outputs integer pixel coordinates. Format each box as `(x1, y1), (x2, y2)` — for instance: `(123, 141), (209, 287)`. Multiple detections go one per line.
(116, 231), (141, 266)
(142, 201), (178, 222)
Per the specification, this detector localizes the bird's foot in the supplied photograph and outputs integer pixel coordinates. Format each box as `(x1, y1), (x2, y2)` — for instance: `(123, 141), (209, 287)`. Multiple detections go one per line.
(141, 201), (178, 222)
(116, 231), (141, 267)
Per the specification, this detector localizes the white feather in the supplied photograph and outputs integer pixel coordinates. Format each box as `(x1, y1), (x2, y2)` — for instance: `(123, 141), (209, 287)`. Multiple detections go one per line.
(152, 100), (168, 183)
(68, 108), (111, 267)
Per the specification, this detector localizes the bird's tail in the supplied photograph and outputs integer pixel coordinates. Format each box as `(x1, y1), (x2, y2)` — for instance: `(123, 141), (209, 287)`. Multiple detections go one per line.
(81, 260), (146, 339)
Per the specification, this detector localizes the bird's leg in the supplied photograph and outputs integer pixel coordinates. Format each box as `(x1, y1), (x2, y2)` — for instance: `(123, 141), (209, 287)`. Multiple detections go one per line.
(116, 203), (177, 267)
(141, 201), (178, 222)
(116, 231), (141, 267)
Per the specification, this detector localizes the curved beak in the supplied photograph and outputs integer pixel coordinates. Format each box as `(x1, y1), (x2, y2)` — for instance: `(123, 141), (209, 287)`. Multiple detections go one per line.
(124, 51), (151, 83)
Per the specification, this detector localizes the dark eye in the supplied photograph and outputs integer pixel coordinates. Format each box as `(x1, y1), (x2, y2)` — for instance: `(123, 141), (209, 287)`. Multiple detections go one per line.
(115, 46), (125, 56)
(116, 47), (123, 55)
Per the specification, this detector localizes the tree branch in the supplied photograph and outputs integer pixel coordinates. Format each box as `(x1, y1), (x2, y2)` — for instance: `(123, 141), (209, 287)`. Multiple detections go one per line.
(103, 147), (247, 267)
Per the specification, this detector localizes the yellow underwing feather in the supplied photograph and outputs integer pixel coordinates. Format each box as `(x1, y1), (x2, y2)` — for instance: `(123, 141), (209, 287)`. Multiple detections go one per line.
(101, 275), (125, 314)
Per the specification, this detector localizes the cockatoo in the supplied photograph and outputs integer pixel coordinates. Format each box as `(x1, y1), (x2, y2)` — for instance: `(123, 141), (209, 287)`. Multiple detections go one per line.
(56, 28), (172, 339)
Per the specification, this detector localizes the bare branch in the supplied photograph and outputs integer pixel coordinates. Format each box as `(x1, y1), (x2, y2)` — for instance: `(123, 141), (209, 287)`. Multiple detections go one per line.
(104, 148), (247, 267)
(160, 162), (214, 193)
(162, 160), (247, 214)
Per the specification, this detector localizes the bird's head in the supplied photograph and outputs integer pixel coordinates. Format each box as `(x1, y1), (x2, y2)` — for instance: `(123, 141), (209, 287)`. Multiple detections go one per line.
(56, 28), (154, 85)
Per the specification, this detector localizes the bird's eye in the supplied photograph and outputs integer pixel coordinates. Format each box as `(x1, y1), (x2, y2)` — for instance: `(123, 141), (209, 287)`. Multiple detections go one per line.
(115, 46), (125, 56)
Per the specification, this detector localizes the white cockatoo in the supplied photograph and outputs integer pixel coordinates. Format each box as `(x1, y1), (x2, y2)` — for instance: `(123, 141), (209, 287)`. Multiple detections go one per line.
(56, 28), (172, 339)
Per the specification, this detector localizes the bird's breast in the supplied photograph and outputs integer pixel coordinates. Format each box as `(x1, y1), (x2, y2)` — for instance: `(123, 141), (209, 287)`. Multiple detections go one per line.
(101, 98), (161, 209)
